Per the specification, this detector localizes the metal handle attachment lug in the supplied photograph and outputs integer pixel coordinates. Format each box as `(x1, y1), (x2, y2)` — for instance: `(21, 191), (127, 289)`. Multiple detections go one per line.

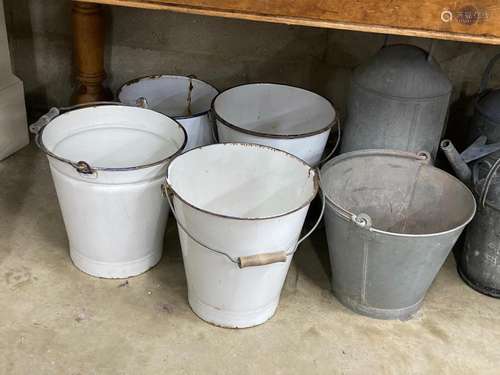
(136, 97), (149, 108)
(353, 213), (372, 229)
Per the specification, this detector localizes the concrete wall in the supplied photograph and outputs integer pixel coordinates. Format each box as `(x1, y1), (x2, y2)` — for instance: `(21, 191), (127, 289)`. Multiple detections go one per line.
(3, 0), (500, 124)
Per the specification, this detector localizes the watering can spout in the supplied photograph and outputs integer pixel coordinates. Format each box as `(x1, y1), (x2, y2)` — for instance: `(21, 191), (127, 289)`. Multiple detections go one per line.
(441, 136), (500, 186)
(440, 139), (472, 185)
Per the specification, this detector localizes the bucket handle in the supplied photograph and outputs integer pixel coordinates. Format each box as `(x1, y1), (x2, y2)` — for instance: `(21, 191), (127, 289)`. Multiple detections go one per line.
(320, 150), (431, 229)
(314, 118), (341, 168)
(29, 101), (122, 134)
(209, 110), (219, 143)
(479, 157), (500, 209)
(162, 180), (325, 268)
(319, 170), (373, 230)
(29, 101), (125, 175)
(480, 53), (500, 95)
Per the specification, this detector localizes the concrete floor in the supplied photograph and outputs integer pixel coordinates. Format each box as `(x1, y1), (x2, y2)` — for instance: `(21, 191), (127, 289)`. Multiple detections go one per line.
(1, 144), (500, 375)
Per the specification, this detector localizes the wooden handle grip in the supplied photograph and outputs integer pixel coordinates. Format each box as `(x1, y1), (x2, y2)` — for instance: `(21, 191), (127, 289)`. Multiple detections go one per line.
(238, 251), (288, 268)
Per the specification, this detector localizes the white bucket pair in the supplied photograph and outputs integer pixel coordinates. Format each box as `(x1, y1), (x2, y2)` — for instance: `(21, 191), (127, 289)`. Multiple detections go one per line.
(212, 83), (338, 166)
(30, 105), (186, 278)
(165, 143), (321, 328)
(117, 75), (218, 151)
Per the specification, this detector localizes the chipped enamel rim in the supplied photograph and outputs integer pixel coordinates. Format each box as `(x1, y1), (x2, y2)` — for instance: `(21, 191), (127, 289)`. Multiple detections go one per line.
(212, 83), (336, 139)
(166, 142), (319, 221)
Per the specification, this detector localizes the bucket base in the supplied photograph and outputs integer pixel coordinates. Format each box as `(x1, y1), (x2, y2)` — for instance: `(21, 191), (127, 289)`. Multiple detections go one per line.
(457, 264), (500, 298)
(70, 248), (162, 279)
(188, 292), (279, 328)
(333, 290), (424, 320)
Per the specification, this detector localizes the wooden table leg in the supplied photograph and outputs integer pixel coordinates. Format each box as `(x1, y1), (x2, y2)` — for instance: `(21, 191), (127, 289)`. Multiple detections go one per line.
(72, 2), (109, 104)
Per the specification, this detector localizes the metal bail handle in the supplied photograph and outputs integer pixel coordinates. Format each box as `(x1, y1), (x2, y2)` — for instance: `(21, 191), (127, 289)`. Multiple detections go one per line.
(209, 110), (219, 143)
(480, 53), (500, 94)
(29, 102), (122, 175)
(314, 117), (341, 168)
(162, 178), (325, 268)
(322, 150), (430, 229)
(479, 157), (500, 209)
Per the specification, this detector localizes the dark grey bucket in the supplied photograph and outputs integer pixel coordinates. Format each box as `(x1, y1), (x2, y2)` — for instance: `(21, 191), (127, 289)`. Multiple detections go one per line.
(320, 149), (476, 320)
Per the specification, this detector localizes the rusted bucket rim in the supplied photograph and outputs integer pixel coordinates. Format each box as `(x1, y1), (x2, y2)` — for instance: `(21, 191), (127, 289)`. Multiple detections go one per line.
(117, 74), (219, 120)
(166, 142), (319, 221)
(212, 83), (336, 139)
(320, 149), (477, 238)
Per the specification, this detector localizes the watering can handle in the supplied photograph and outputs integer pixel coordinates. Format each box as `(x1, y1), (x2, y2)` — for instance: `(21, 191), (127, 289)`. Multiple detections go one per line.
(314, 118), (341, 168)
(472, 159), (492, 187)
(480, 53), (500, 94)
(479, 157), (500, 208)
(162, 180), (325, 268)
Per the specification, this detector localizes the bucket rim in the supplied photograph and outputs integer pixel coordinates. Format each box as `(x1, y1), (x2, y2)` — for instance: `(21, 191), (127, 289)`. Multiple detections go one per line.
(117, 74), (219, 120)
(211, 82), (336, 139)
(38, 104), (188, 172)
(320, 149), (477, 238)
(166, 142), (319, 221)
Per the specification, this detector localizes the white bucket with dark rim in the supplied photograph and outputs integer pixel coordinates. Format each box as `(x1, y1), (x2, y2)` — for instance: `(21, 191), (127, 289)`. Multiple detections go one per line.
(118, 75), (218, 151)
(164, 143), (321, 328)
(30, 104), (186, 278)
(212, 83), (337, 166)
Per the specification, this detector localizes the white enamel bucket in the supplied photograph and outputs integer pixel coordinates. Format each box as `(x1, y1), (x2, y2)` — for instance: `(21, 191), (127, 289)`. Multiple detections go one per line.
(212, 83), (337, 166)
(118, 75), (218, 151)
(30, 104), (186, 278)
(164, 143), (321, 328)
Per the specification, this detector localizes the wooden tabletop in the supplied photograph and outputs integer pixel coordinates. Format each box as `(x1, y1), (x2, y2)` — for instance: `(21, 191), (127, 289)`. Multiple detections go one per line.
(75, 0), (500, 45)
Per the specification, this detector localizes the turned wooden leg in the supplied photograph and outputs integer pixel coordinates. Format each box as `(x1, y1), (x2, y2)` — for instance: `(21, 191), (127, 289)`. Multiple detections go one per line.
(72, 2), (109, 104)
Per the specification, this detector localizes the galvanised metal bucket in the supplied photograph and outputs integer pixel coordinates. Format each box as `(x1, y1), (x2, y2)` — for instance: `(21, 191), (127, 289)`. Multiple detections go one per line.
(31, 104), (186, 278)
(320, 149), (476, 320)
(117, 75), (218, 151)
(164, 143), (321, 328)
(212, 83), (337, 166)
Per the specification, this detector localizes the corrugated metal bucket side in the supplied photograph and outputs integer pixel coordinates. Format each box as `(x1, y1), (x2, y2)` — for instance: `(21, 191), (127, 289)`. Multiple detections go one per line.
(320, 149), (476, 320)
(117, 75), (219, 151)
(32, 105), (186, 278)
(164, 143), (321, 328)
(212, 83), (337, 166)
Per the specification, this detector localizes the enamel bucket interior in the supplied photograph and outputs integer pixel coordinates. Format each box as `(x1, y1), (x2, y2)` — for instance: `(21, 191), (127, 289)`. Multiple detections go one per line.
(213, 83), (335, 137)
(40, 105), (186, 169)
(118, 75), (218, 118)
(321, 151), (475, 234)
(168, 143), (317, 218)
